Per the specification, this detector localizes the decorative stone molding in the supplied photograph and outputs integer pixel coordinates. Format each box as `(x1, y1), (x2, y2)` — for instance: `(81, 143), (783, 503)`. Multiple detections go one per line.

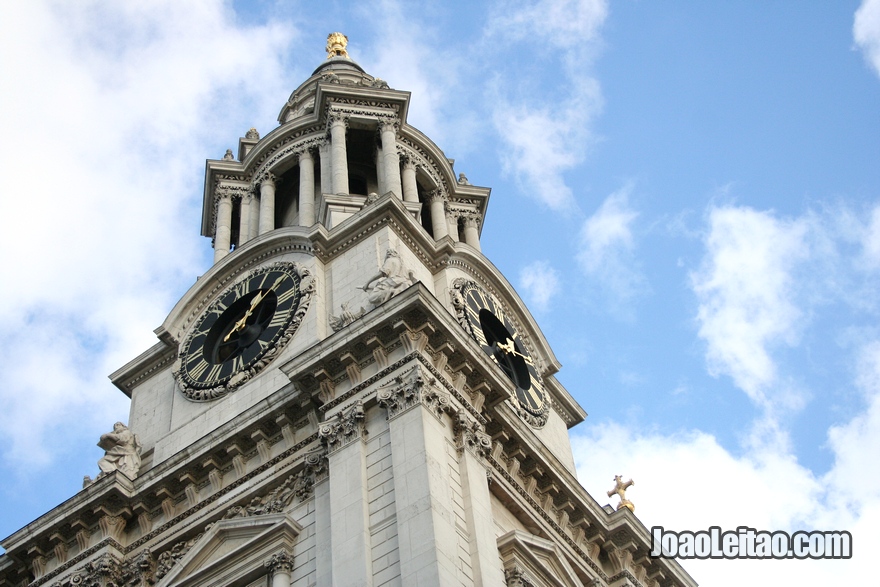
(504, 566), (536, 587)
(378, 115), (400, 134)
(452, 412), (492, 459)
(251, 134), (324, 187)
(318, 400), (366, 453)
(58, 552), (123, 587)
(264, 550), (294, 574)
(155, 533), (202, 580)
(120, 549), (155, 587)
(326, 108), (350, 128)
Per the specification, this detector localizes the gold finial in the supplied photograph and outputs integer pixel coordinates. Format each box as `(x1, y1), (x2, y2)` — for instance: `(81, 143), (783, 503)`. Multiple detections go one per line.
(326, 32), (349, 59)
(607, 475), (635, 512)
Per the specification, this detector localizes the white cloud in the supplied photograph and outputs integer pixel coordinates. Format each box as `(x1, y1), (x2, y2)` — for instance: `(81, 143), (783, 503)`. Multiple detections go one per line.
(576, 186), (645, 301)
(519, 261), (561, 312)
(824, 341), (880, 510)
(690, 206), (810, 410)
(855, 0), (880, 78)
(486, 0), (607, 212)
(571, 395), (877, 585)
(0, 1), (295, 470)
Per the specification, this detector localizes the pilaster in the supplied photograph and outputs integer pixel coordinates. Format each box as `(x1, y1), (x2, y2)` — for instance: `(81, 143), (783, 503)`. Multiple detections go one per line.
(319, 401), (372, 586)
(377, 366), (460, 586)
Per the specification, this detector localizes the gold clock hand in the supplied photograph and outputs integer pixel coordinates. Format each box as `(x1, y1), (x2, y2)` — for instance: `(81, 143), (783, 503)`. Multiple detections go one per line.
(496, 339), (533, 365)
(224, 292), (266, 342)
(222, 275), (287, 342)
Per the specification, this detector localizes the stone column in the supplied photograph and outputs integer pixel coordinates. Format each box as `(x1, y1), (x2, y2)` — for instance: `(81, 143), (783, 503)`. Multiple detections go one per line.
(298, 149), (316, 226)
(463, 214), (481, 251)
(258, 173), (276, 235)
(319, 140), (332, 195)
(401, 157), (419, 203)
(320, 403), (371, 586)
(447, 211), (460, 242)
(265, 552), (294, 587)
(329, 113), (349, 195)
(375, 144), (385, 196)
(238, 193), (253, 245)
(379, 118), (402, 197)
(213, 190), (233, 263)
(248, 190), (260, 241)
(429, 191), (449, 240)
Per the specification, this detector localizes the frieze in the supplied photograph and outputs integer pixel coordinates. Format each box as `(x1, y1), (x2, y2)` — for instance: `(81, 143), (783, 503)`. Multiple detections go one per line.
(325, 96), (401, 113)
(488, 450), (608, 581)
(24, 432), (320, 587)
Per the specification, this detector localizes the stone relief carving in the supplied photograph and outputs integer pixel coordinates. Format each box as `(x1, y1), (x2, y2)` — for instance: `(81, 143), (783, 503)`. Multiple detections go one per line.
(318, 400), (366, 453)
(83, 423), (142, 486)
(264, 551), (294, 574)
(376, 366), (428, 418)
(155, 533), (204, 580)
(376, 365), (471, 432)
(51, 553), (123, 587)
(607, 475), (635, 512)
(452, 412), (492, 459)
(359, 248), (416, 307)
(329, 302), (366, 332)
(504, 566), (536, 587)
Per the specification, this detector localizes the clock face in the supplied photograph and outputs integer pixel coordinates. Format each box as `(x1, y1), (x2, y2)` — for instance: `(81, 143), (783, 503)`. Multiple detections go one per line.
(177, 263), (303, 395)
(458, 282), (547, 417)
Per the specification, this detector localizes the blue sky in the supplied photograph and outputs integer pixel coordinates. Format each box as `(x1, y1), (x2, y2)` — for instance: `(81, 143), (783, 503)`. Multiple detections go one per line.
(1, 1), (879, 584)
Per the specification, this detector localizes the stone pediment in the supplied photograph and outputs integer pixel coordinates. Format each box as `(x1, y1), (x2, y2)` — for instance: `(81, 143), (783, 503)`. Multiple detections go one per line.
(498, 529), (586, 587)
(155, 513), (301, 587)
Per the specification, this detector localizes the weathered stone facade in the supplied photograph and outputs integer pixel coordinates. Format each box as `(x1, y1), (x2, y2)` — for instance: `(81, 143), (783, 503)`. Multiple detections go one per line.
(0, 35), (696, 587)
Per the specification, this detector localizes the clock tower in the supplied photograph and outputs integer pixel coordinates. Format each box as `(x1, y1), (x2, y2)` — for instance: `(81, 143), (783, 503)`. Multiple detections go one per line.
(0, 35), (696, 587)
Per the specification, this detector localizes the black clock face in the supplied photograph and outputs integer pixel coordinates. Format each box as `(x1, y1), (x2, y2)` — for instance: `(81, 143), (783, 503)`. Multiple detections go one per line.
(460, 284), (546, 416)
(178, 264), (302, 390)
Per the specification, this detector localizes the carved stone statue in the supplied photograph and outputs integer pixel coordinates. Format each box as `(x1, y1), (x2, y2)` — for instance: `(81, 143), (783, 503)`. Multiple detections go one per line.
(359, 248), (415, 307)
(607, 475), (634, 511)
(222, 149), (234, 160)
(457, 172), (470, 185)
(95, 422), (142, 480)
(329, 302), (366, 331)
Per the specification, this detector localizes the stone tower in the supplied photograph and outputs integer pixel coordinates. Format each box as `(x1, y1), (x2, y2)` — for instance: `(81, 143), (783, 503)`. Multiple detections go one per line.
(0, 35), (696, 587)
